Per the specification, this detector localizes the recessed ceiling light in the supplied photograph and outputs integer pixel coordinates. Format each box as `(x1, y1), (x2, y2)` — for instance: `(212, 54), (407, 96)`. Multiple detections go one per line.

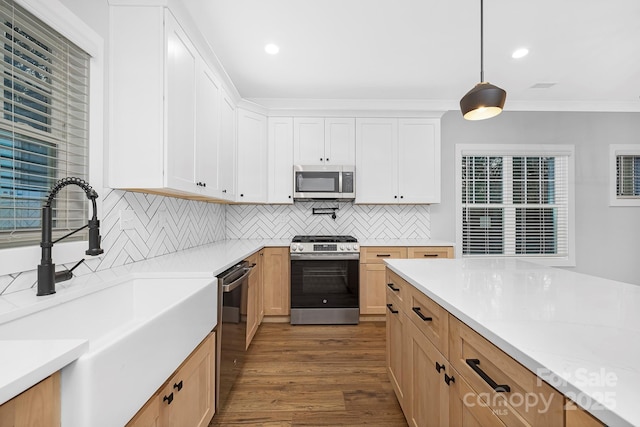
(264, 43), (279, 55)
(512, 48), (529, 59)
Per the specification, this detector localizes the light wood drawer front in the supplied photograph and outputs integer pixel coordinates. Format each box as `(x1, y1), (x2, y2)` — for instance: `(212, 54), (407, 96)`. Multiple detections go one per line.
(407, 287), (448, 358)
(407, 246), (453, 259)
(385, 270), (409, 309)
(361, 246), (407, 264)
(449, 316), (564, 427)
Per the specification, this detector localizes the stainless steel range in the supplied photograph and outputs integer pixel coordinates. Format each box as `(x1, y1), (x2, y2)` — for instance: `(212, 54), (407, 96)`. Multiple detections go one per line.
(290, 235), (360, 325)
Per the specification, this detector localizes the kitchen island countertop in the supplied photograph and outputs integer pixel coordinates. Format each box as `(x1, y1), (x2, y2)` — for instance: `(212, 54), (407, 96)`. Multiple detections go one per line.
(385, 258), (640, 427)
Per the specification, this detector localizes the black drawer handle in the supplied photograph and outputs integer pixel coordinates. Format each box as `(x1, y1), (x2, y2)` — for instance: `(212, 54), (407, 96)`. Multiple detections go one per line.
(412, 306), (432, 322)
(444, 373), (455, 386)
(435, 362), (445, 373)
(386, 303), (398, 314)
(466, 359), (511, 392)
(423, 254), (438, 257)
(173, 380), (183, 392)
(386, 283), (400, 292)
(376, 254), (391, 257)
(163, 392), (174, 405)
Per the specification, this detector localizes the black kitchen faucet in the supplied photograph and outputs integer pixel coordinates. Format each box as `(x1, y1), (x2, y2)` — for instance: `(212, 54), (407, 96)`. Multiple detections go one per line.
(37, 177), (104, 296)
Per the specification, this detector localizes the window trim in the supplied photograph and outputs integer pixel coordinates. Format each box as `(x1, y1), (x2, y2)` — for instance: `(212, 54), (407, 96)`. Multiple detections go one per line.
(0, 0), (104, 276)
(609, 144), (640, 207)
(455, 144), (576, 267)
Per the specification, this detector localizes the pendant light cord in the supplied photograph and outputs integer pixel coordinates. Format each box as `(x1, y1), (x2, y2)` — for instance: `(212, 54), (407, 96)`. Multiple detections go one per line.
(480, 0), (484, 82)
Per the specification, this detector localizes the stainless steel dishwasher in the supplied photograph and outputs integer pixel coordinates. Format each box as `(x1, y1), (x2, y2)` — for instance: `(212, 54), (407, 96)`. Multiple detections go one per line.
(215, 261), (254, 412)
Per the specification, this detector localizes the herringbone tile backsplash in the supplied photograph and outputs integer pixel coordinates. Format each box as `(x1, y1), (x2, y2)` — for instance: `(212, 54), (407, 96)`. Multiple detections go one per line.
(227, 202), (431, 240)
(0, 189), (226, 295)
(1, 193), (431, 295)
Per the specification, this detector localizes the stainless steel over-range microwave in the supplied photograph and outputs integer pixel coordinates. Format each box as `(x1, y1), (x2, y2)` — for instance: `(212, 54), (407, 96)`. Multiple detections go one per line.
(293, 165), (355, 200)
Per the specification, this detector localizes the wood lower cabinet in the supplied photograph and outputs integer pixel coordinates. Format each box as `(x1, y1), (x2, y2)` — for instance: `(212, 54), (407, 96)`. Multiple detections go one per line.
(406, 315), (450, 427)
(262, 247), (290, 316)
(565, 400), (605, 427)
(127, 332), (216, 427)
(0, 372), (60, 427)
(245, 250), (263, 349)
(361, 246), (453, 315)
(387, 269), (569, 427)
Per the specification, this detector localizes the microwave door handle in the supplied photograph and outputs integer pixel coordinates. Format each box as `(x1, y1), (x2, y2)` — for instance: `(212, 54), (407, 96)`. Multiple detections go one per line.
(339, 171), (342, 194)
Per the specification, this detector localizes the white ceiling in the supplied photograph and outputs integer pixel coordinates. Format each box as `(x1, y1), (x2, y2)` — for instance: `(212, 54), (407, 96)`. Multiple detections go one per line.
(184, 0), (640, 111)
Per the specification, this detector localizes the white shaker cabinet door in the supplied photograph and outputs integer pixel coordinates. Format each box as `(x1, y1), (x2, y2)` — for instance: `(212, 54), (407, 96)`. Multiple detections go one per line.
(293, 117), (325, 164)
(219, 91), (236, 200)
(398, 119), (441, 203)
(268, 117), (294, 203)
(237, 108), (267, 203)
(355, 118), (398, 204)
(325, 118), (355, 165)
(164, 10), (197, 193)
(195, 61), (221, 197)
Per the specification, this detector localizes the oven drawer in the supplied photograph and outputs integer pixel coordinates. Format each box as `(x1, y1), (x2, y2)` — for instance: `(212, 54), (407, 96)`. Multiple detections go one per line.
(361, 246), (407, 264)
(449, 315), (564, 426)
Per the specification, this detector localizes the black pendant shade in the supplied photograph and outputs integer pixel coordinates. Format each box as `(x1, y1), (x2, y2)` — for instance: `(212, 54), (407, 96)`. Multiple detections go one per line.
(460, 82), (506, 120)
(460, 0), (506, 120)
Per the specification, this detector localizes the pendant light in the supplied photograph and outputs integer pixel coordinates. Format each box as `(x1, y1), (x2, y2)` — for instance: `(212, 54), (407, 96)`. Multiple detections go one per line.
(460, 0), (506, 120)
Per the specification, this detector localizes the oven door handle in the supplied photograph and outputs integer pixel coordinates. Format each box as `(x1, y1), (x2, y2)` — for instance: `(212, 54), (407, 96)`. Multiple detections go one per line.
(221, 265), (254, 293)
(290, 253), (360, 261)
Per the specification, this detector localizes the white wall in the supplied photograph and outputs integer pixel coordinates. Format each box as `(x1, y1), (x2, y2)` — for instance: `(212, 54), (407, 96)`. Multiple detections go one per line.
(431, 111), (640, 285)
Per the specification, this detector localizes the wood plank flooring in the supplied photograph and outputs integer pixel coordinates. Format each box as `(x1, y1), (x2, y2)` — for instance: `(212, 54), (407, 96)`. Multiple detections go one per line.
(209, 322), (408, 426)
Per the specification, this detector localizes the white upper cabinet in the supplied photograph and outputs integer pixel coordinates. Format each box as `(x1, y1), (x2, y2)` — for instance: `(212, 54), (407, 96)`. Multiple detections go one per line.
(293, 118), (355, 165)
(355, 118), (398, 203)
(237, 108), (267, 203)
(268, 117), (294, 204)
(355, 118), (440, 204)
(195, 58), (221, 197)
(109, 6), (234, 201)
(325, 118), (356, 165)
(164, 13), (197, 194)
(219, 91), (237, 200)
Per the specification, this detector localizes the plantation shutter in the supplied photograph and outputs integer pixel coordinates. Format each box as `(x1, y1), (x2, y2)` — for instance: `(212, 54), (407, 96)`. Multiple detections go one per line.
(0, 0), (90, 249)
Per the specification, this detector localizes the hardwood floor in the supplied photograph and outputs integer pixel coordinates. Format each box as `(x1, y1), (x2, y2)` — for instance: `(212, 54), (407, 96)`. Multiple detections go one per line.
(209, 322), (407, 426)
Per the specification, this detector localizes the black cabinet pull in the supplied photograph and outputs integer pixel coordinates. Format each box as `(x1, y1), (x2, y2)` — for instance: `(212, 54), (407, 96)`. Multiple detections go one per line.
(240, 193), (244, 197)
(376, 254), (391, 257)
(386, 283), (400, 292)
(288, 195), (292, 199)
(435, 362), (445, 373)
(326, 158), (329, 161)
(394, 195), (398, 199)
(320, 158), (323, 161)
(203, 182), (206, 187)
(222, 189), (227, 193)
(400, 195), (404, 199)
(444, 373), (455, 386)
(466, 359), (511, 392)
(386, 303), (398, 314)
(173, 380), (183, 392)
(423, 254), (438, 257)
(163, 392), (174, 405)
(412, 306), (432, 321)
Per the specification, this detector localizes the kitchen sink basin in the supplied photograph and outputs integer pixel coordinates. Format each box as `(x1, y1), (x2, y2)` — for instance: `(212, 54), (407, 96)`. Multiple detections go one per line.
(0, 275), (217, 427)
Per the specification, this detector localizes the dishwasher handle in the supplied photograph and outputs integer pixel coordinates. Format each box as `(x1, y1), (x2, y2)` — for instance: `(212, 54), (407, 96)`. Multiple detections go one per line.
(221, 265), (254, 293)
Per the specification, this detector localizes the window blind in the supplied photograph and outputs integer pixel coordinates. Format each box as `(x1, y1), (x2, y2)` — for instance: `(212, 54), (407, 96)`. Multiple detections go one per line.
(461, 154), (569, 258)
(616, 155), (640, 198)
(0, 0), (90, 249)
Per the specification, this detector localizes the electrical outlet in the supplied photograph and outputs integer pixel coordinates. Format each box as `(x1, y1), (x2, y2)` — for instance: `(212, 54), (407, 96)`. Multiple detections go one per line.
(119, 209), (136, 231)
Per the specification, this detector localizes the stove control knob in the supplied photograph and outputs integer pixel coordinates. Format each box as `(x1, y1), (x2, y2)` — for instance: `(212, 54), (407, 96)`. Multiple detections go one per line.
(296, 244), (303, 251)
(340, 245), (345, 250)
(353, 244), (359, 251)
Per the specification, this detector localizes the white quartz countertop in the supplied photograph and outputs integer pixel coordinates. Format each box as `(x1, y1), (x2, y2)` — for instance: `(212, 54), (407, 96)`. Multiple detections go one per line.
(0, 238), (285, 404)
(385, 258), (640, 427)
(0, 339), (88, 405)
